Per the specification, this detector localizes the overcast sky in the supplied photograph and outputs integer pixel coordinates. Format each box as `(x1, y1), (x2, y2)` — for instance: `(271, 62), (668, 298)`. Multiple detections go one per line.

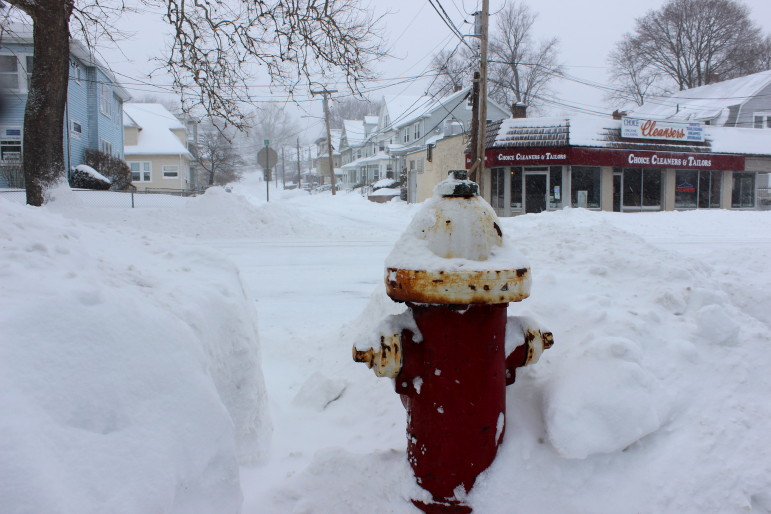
(99, 0), (771, 139)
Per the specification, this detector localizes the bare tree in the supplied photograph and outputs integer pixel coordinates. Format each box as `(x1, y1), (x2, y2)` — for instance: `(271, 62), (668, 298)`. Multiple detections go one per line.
(606, 39), (667, 107)
(427, 47), (475, 98)
(487, 2), (561, 114)
(1, 0), (386, 205)
(328, 96), (381, 128)
(426, 3), (561, 113)
(249, 103), (299, 150)
(609, 0), (771, 101)
(197, 121), (244, 187)
(134, 94), (185, 118)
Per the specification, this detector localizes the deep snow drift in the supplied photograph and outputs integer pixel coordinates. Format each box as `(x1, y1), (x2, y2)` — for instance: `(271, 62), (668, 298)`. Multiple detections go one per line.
(1, 173), (770, 513)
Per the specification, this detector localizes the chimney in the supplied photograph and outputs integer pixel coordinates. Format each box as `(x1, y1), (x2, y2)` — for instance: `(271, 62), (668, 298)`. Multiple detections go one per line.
(454, 85), (463, 93)
(612, 110), (627, 120)
(511, 103), (527, 118)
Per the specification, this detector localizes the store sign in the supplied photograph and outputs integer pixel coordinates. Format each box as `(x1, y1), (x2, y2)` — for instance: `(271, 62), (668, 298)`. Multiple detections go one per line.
(621, 117), (704, 142)
(481, 147), (744, 170)
(480, 147), (571, 166)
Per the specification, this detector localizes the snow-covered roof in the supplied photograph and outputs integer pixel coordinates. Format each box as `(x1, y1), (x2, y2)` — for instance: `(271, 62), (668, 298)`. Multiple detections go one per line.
(492, 116), (771, 156)
(364, 116), (379, 126)
(629, 70), (771, 122)
(382, 95), (435, 129)
(123, 103), (191, 157)
(342, 120), (367, 147)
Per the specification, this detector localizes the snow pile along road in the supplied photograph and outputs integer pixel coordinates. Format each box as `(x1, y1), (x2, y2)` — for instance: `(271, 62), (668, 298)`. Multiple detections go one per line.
(2, 174), (771, 514)
(0, 196), (270, 514)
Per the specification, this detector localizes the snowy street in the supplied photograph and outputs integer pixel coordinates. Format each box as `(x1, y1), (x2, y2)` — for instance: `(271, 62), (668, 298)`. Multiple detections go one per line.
(2, 173), (771, 513)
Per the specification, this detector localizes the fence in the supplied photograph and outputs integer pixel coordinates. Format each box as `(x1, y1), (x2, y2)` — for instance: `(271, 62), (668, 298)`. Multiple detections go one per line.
(0, 188), (206, 208)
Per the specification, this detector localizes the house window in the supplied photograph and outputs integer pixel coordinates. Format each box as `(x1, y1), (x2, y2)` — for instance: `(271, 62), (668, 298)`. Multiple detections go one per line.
(99, 82), (112, 117)
(129, 161), (151, 182)
(417, 158), (424, 174)
(25, 56), (33, 89)
(71, 121), (83, 139)
(100, 139), (112, 155)
(753, 113), (771, 129)
(0, 128), (22, 161)
(0, 55), (20, 90)
(414, 122), (421, 140)
(162, 165), (179, 178)
(72, 61), (82, 84)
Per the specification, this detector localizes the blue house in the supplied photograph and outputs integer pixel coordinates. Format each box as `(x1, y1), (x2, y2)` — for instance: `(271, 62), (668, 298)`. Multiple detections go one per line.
(0, 26), (131, 187)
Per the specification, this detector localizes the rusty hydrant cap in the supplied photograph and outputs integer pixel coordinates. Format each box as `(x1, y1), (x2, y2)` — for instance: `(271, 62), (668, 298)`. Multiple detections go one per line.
(384, 172), (531, 305)
(436, 170), (479, 198)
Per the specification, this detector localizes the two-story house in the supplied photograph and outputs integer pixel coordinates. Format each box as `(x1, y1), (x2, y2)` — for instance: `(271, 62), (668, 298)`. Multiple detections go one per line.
(123, 103), (193, 191)
(0, 26), (130, 188)
(383, 88), (509, 202)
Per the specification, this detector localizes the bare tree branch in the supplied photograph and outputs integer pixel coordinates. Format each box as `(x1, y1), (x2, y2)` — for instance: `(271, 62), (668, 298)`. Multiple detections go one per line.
(609, 0), (771, 103)
(150, 0), (386, 130)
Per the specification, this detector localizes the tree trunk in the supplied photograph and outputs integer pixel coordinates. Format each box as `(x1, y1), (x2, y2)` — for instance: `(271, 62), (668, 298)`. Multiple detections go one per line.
(22, 1), (73, 206)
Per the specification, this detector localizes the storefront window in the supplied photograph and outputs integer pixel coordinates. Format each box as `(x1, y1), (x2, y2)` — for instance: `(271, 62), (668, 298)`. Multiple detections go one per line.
(550, 166), (563, 209)
(732, 172), (755, 208)
(623, 168), (661, 210)
(571, 166), (601, 208)
(675, 170), (698, 208)
(491, 167), (505, 211)
(511, 167), (522, 209)
(676, 170), (722, 209)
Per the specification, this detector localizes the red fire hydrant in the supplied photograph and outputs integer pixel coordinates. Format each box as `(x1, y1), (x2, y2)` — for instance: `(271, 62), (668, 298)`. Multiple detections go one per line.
(353, 170), (554, 513)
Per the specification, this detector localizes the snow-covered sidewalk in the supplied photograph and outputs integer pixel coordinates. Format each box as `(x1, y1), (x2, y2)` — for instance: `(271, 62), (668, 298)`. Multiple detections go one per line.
(2, 175), (770, 513)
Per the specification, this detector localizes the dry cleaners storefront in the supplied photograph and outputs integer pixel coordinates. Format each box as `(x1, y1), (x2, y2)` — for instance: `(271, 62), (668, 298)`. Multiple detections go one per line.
(477, 117), (765, 216)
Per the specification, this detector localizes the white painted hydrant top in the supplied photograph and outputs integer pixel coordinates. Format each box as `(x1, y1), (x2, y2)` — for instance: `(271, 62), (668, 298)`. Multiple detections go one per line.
(384, 171), (532, 305)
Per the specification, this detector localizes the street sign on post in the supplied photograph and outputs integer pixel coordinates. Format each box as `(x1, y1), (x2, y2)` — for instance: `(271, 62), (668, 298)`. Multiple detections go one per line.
(258, 145), (278, 202)
(257, 147), (278, 170)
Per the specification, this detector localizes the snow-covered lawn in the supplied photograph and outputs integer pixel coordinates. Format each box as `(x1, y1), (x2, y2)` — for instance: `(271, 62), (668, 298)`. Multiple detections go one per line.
(2, 173), (770, 513)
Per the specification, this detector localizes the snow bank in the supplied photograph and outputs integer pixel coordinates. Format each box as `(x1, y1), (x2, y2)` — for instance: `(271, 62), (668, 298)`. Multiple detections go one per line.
(0, 198), (270, 514)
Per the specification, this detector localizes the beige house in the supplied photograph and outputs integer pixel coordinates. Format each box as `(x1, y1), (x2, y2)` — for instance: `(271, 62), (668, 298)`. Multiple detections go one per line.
(123, 103), (193, 191)
(406, 133), (469, 202)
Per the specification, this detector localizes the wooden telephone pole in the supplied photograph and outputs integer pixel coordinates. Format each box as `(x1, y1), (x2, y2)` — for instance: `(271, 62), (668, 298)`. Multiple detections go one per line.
(470, 0), (489, 194)
(311, 88), (338, 195)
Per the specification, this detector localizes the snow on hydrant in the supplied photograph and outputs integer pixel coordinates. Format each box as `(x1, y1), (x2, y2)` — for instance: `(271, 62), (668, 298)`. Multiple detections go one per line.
(353, 170), (554, 513)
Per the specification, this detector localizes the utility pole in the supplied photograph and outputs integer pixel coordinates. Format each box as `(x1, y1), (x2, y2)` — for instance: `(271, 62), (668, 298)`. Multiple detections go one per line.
(477, 0), (489, 195)
(281, 147), (286, 189)
(296, 138), (302, 191)
(264, 139), (270, 202)
(311, 88), (338, 195)
(469, 72), (480, 182)
(471, 1), (490, 194)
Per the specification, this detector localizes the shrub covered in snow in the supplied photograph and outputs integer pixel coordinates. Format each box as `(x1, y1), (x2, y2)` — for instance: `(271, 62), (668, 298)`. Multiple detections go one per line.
(85, 149), (132, 190)
(69, 164), (111, 190)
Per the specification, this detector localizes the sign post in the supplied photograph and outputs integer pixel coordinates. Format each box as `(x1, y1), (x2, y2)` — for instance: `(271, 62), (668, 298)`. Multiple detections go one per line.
(257, 140), (278, 202)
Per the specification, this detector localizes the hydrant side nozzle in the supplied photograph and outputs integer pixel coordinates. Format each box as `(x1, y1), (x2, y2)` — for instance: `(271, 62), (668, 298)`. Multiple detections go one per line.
(505, 316), (555, 385)
(352, 332), (403, 378)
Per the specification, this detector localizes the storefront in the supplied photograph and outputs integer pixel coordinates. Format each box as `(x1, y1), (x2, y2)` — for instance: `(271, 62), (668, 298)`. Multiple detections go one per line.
(474, 116), (769, 216)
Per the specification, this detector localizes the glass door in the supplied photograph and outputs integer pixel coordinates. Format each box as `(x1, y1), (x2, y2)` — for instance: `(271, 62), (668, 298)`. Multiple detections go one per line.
(525, 174), (548, 213)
